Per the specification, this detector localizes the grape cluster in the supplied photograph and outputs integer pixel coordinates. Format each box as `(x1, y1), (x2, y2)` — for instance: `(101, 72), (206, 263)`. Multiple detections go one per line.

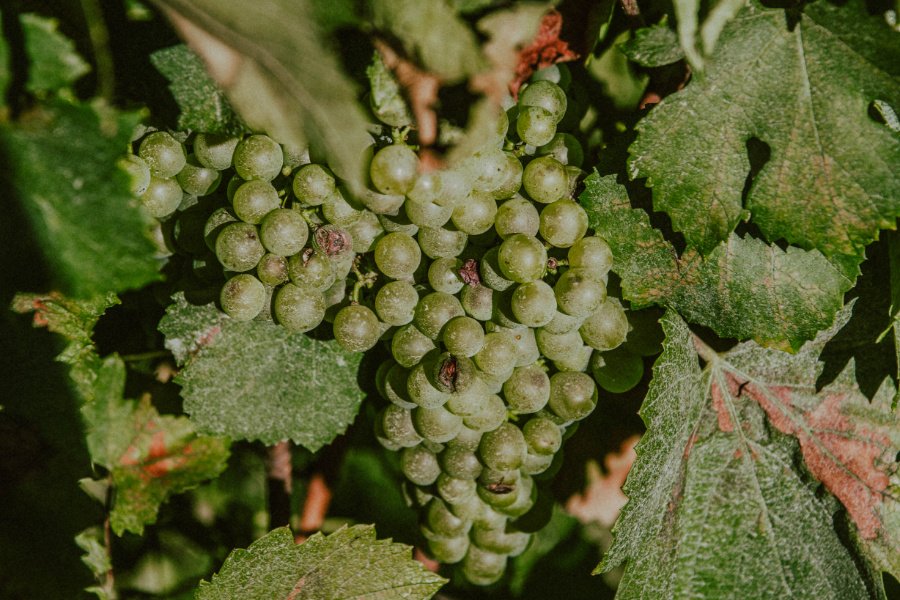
(129, 65), (648, 585)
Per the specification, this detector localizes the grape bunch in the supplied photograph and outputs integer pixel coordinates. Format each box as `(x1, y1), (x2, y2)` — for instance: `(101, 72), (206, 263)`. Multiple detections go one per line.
(128, 64), (650, 585)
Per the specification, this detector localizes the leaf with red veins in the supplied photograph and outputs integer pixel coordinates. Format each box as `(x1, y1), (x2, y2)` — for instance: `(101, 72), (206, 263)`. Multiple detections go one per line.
(510, 9), (580, 97)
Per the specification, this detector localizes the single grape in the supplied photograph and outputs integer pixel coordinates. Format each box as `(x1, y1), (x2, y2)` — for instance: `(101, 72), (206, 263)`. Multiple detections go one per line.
(473, 331), (518, 375)
(471, 523), (531, 556)
(522, 417), (562, 455)
(491, 152), (524, 200)
(510, 280), (556, 327)
(138, 131), (186, 178)
(347, 210), (384, 253)
(548, 371), (597, 422)
(220, 274), (266, 321)
(140, 176), (183, 218)
(540, 309), (584, 334)
(452, 191), (497, 235)
(516, 105), (557, 147)
(522, 156), (568, 204)
(445, 379), (491, 417)
(233, 180), (281, 225)
(427, 258), (463, 294)
(503, 364), (551, 414)
(417, 226), (468, 259)
(259, 208), (308, 256)
(591, 346), (644, 393)
(406, 170), (442, 206)
(401, 445), (441, 486)
(552, 344), (593, 373)
(436, 473), (477, 505)
(426, 535), (469, 564)
(370, 143), (419, 195)
(479, 422), (527, 471)
(413, 292), (464, 339)
(460, 284), (494, 322)
(406, 199), (452, 229)
(462, 393), (506, 432)
(495, 196), (540, 239)
(273, 283), (326, 332)
(391, 324), (437, 368)
(522, 450), (555, 475)
(449, 426), (484, 452)
(567, 236), (613, 278)
(554, 268), (606, 317)
(120, 154), (151, 196)
(579, 297), (629, 351)
(381, 405), (423, 447)
(535, 328), (582, 362)
(539, 199), (587, 248)
(321, 191), (362, 226)
(413, 405), (464, 444)
(381, 363), (417, 409)
(442, 316), (485, 357)
(193, 133), (240, 170)
(479, 247), (515, 291)
(215, 222), (265, 272)
(292, 163), (335, 206)
(375, 280), (418, 325)
(287, 250), (335, 291)
(407, 358), (450, 409)
(333, 305), (382, 352)
(430, 353), (478, 395)
(176, 154), (222, 196)
(440, 445), (483, 480)
(374, 232), (421, 279)
(519, 80), (567, 123)
(466, 146), (511, 194)
(256, 253), (289, 286)
(233, 134), (283, 181)
(462, 545), (507, 586)
(498, 234), (547, 283)
(427, 498), (471, 537)
(226, 174), (244, 204)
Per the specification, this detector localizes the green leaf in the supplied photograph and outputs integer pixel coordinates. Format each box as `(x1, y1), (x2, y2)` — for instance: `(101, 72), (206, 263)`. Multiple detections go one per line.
(0, 100), (161, 297)
(673, 0), (746, 70)
(21, 13), (91, 94)
(619, 19), (684, 68)
(600, 308), (899, 597)
(580, 173), (854, 350)
(366, 51), (412, 128)
(75, 527), (114, 600)
(367, 0), (486, 83)
(159, 293), (365, 449)
(197, 525), (445, 599)
(630, 0), (900, 261)
(153, 0), (372, 186)
(150, 45), (247, 136)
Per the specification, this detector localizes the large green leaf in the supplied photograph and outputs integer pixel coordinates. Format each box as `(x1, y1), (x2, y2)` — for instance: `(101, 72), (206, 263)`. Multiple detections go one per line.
(599, 308), (899, 597)
(151, 0), (372, 186)
(196, 526), (446, 599)
(0, 100), (161, 297)
(159, 293), (365, 449)
(580, 173), (853, 350)
(630, 0), (900, 262)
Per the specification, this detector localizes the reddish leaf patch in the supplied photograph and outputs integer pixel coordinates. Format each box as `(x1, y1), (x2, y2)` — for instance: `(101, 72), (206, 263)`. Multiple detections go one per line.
(511, 10), (579, 97)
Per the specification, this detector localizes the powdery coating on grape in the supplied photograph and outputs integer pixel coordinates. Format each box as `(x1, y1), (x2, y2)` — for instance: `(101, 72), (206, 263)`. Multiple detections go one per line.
(177, 155), (222, 196)
(478, 422), (527, 471)
(406, 199), (453, 229)
(193, 133), (240, 170)
(259, 208), (309, 256)
(495, 196), (541, 239)
(516, 105), (557, 147)
(414, 292), (464, 339)
(140, 176), (182, 218)
(375, 280), (418, 325)
(233, 134), (284, 181)
(426, 535), (469, 564)
(554, 268), (606, 317)
(407, 360), (450, 409)
(579, 297), (629, 351)
(567, 236), (613, 278)
(322, 192), (362, 226)
(233, 180), (281, 224)
(427, 258), (464, 294)
(370, 144), (419, 195)
(553, 344), (593, 373)
(426, 498), (471, 537)
(523, 156), (568, 204)
(413, 405), (464, 444)
(498, 234), (547, 283)
(292, 163), (335, 206)
(287, 250), (336, 291)
(273, 283), (326, 332)
(417, 225), (467, 259)
(548, 371), (598, 422)
(535, 328), (583, 362)
(401, 445), (441, 486)
(392, 323), (437, 368)
(139, 131), (186, 178)
(333, 305), (381, 352)
(440, 445), (484, 480)
(474, 331), (518, 375)
(220, 274), (266, 321)
(452, 191), (498, 235)
(491, 152), (524, 200)
(460, 284), (493, 321)
(256, 253), (289, 286)
(374, 232), (421, 279)
(539, 199), (588, 248)
(519, 80), (568, 123)
(510, 280), (557, 327)
(503, 364), (551, 414)
(215, 222), (265, 272)
(479, 248), (514, 291)
(437, 473), (477, 504)
(462, 393), (507, 432)
(523, 417), (562, 455)
(442, 316), (485, 357)
(381, 405), (423, 447)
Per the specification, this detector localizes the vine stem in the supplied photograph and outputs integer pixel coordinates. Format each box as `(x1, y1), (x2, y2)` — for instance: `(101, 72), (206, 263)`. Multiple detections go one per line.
(79, 0), (115, 102)
(692, 333), (719, 365)
(266, 441), (293, 529)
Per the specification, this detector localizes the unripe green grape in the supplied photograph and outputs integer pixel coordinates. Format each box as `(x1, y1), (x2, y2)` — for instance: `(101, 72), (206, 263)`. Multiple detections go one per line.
(401, 445), (441, 486)
(522, 156), (568, 204)
(535, 328), (581, 362)
(503, 326), (541, 367)
(466, 146), (511, 194)
(498, 234), (546, 283)
(321, 191), (362, 226)
(427, 258), (464, 294)
(406, 170), (442, 205)
(541, 309), (584, 334)
(568, 236), (613, 278)
(407, 359), (450, 409)
(140, 176), (182, 218)
(215, 222), (265, 272)
(273, 283), (326, 332)
(503, 364), (550, 414)
(445, 379), (490, 417)
(381, 363), (417, 409)
(233, 134), (283, 181)
(375, 280), (418, 325)
(405, 199), (452, 229)
(591, 346), (644, 393)
(392, 324), (436, 368)
(495, 196), (540, 239)
(580, 297), (629, 351)
(497, 473), (535, 517)
(374, 417), (402, 451)
(333, 305), (382, 352)
(413, 404), (463, 443)
(259, 208), (308, 256)
(471, 501), (508, 530)
(139, 131), (186, 178)
(374, 232), (421, 279)
(378, 211), (419, 236)
(120, 154), (151, 196)
(516, 105), (557, 146)
(537, 132), (584, 167)
(510, 280), (556, 327)
(256, 253), (289, 285)
(220, 274), (266, 321)
(414, 292), (464, 339)
(452, 190), (497, 235)
(347, 210), (384, 253)
(554, 268), (606, 317)
(440, 445), (483, 480)
(462, 545), (507, 586)
(473, 331), (517, 375)
(479, 247), (514, 291)
(522, 450), (554, 475)
(427, 498), (471, 537)
(548, 371), (597, 422)
(176, 154), (222, 196)
(522, 416), (562, 455)
(552, 344), (592, 373)
(539, 199), (588, 248)
(491, 152), (523, 200)
(479, 422), (527, 471)
(519, 80), (567, 123)
(193, 133), (240, 170)
(417, 226), (467, 259)
(437, 473), (477, 504)
(370, 143), (418, 195)
(531, 63), (572, 89)
(203, 207), (238, 251)
(381, 405), (423, 447)
(292, 163), (335, 206)
(442, 316), (485, 357)
(226, 174), (244, 204)
(462, 393), (506, 432)
(233, 180), (281, 224)
(472, 523), (531, 556)
(426, 534), (469, 564)
(287, 251), (335, 291)
(460, 284), (494, 322)
(449, 426), (483, 452)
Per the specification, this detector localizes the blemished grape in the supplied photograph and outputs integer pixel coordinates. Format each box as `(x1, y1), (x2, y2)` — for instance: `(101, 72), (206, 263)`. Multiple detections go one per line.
(333, 305), (382, 352)
(407, 358), (450, 409)
(375, 280), (418, 325)
(257, 253), (289, 286)
(519, 80), (567, 123)
(220, 274), (266, 321)
(374, 232), (421, 279)
(428, 258), (464, 295)
(139, 131), (186, 178)
(233, 134), (283, 181)
(274, 283), (326, 332)
(292, 163), (335, 206)
(539, 199), (588, 248)
(370, 143), (418, 195)
(215, 222), (265, 272)
(259, 208), (308, 256)
(233, 180), (281, 225)
(591, 346), (644, 393)
(193, 133), (239, 170)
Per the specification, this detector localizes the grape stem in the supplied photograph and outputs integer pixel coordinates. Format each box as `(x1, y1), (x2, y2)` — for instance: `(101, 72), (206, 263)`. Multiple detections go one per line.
(350, 257), (378, 303)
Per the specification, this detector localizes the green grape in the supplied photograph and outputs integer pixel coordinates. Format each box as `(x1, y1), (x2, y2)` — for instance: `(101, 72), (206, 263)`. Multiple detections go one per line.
(347, 210), (384, 253)
(428, 258), (464, 294)
(472, 523), (531, 556)
(436, 473), (477, 504)
(554, 268), (606, 317)
(622, 307), (665, 356)
(430, 353), (478, 395)
(552, 344), (592, 373)
(120, 154), (150, 196)
(539, 200), (587, 248)
(522, 417), (562, 455)
(442, 316), (485, 357)
(176, 154), (222, 196)
(378, 210), (419, 237)
(540, 310), (583, 334)
(273, 283), (326, 332)
(471, 501), (508, 529)
(256, 253), (289, 285)
(374, 232), (421, 279)
(406, 170), (442, 206)
(503, 364), (550, 414)
(548, 371), (597, 422)
(473, 331), (518, 375)
(522, 156), (568, 204)
(414, 292), (464, 339)
(426, 534), (469, 564)
(321, 191), (362, 226)
(491, 152), (524, 200)
(215, 222), (265, 272)
(427, 498), (471, 537)
(375, 280), (418, 325)
(226, 174), (244, 204)
(478, 422), (527, 471)
(462, 545), (507, 586)
(407, 358), (450, 409)
(510, 280), (556, 327)
(233, 180), (281, 225)
(259, 208), (308, 256)
(567, 236), (613, 278)
(406, 199), (452, 229)
(502, 325), (541, 367)
(440, 445), (484, 480)
(462, 393), (506, 432)
(138, 131), (186, 178)
(466, 146), (511, 194)
(497, 473), (535, 517)
(476, 477), (519, 509)
(591, 346), (644, 393)
(233, 134), (283, 181)
(460, 284), (494, 322)
(452, 191), (497, 235)
(531, 63), (572, 89)
(140, 176), (182, 218)
(417, 226), (468, 259)
(580, 297), (629, 351)
(445, 379), (490, 417)
(479, 247), (515, 291)
(537, 133), (584, 167)
(381, 363), (417, 409)
(413, 404), (464, 444)
(292, 163), (335, 207)
(220, 274), (266, 321)
(522, 450), (554, 475)
(498, 234), (546, 283)
(193, 133), (240, 170)
(381, 405), (423, 447)
(401, 445), (441, 486)
(519, 80), (567, 123)
(495, 196), (540, 239)
(448, 426), (484, 451)
(516, 105), (557, 147)
(370, 143), (419, 195)
(374, 417), (402, 452)
(391, 324), (437, 368)
(535, 328), (582, 361)
(333, 305), (382, 352)
(287, 250), (335, 291)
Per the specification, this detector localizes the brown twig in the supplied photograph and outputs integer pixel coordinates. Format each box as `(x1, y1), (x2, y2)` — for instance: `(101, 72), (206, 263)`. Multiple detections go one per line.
(295, 472), (332, 543)
(266, 441), (293, 528)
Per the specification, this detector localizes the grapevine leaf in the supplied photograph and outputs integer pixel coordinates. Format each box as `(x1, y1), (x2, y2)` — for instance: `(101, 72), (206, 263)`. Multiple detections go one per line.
(75, 527), (114, 600)
(159, 293), (365, 449)
(366, 51), (412, 128)
(367, 0), (486, 84)
(600, 308), (900, 597)
(618, 19), (684, 68)
(580, 173), (854, 350)
(673, 0), (745, 70)
(196, 525), (446, 599)
(0, 100), (161, 297)
(21, 13), (90, 94)
(152, 0), (372, 187)
(630, 0), (900, 262)
(150, 45), (247, 136)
